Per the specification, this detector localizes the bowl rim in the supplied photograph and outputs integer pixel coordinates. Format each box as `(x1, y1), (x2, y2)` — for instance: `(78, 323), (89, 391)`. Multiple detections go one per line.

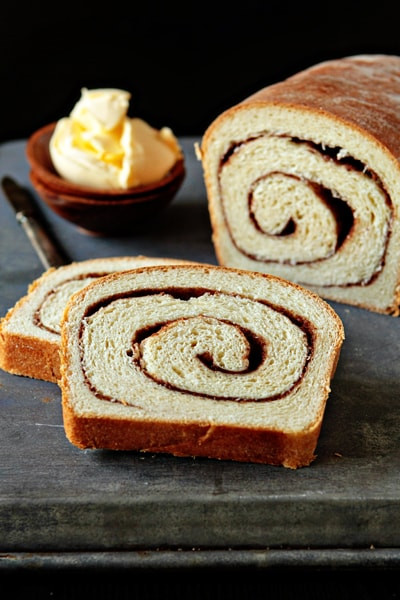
(26, 122), (185, 200)
(29, 169), (184, 207)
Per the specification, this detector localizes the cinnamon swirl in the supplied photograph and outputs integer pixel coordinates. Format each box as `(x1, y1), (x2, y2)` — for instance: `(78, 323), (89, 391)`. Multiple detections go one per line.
(200, 54), (400, 315)
(60, 264), (344, 467)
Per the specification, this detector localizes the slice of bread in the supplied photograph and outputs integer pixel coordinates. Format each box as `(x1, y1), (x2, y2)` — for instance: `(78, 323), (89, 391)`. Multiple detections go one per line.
(0, 256), (192, 382)
(60, 264), (344, 467)
(199, 54), (400, 315)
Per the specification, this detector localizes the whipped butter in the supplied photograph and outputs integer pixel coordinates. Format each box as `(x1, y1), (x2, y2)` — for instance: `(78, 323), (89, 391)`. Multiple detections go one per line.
(49, 88), (181, 190)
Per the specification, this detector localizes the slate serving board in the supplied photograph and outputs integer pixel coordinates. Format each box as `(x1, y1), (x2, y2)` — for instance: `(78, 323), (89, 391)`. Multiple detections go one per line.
(0, 138), (399, 570)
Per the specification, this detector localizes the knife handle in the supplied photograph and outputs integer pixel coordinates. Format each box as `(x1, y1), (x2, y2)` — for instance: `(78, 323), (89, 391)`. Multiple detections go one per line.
(17, 212), (69, 270)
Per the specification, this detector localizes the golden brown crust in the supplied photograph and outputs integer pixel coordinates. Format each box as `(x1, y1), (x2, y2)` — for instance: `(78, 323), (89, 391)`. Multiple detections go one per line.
(0, 272), (60, 382)
(62, 397), (321, 468)
(0, 267), (57, 380)
(204, 55), (400, 160)
(0, 330), (60, 382)
(244, 55), (400, 159)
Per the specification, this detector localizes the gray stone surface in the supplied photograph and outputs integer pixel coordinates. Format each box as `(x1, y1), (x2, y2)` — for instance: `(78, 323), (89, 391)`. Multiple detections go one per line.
(0, 139), (399, 565)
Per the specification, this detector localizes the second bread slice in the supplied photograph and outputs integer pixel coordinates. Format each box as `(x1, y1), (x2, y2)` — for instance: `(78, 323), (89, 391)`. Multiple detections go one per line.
(0, 255), (192, 382)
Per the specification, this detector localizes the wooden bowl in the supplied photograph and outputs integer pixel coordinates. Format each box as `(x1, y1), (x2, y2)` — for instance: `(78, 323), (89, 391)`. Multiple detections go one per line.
(26, 123), (186, 235)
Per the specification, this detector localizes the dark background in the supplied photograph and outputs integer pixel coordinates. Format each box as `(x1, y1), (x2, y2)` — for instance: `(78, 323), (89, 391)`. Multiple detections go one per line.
(1, 1), (400, 144)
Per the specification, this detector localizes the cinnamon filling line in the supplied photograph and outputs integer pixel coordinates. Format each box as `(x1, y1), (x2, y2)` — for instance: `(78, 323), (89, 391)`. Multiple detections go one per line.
(248, 172), (354, 252)
(132, 317), (266, 373)
(219, 134), (393, 285)
(79, 288), (315, 404)
(33, 272), (112, 333)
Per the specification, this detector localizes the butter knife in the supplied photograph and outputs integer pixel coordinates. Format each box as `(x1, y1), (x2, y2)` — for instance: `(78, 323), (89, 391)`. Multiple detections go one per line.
(1, 176), (69, 269)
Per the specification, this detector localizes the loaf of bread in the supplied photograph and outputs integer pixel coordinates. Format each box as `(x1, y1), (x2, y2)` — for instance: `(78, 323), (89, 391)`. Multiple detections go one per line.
(200, 54), (400, 315)
(0, 256), (192, 382)
(60, 264), (344, 468)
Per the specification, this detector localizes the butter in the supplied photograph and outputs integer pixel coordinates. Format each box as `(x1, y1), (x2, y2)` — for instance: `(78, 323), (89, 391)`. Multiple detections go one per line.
(49, 88), (182, 190)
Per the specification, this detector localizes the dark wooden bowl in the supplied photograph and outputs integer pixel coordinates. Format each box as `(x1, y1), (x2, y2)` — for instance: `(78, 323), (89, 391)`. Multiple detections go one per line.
(26, 123), (186, 235)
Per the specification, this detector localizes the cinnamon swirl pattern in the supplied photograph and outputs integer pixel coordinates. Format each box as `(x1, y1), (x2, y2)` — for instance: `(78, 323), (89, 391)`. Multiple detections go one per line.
(201, 55), (400, 314)
(34, 273), (104, 335)
(60, 265), (344, 467)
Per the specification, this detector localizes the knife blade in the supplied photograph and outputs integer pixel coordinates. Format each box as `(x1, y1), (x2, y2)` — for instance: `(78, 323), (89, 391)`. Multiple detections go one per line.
(1, 176), (69, 270)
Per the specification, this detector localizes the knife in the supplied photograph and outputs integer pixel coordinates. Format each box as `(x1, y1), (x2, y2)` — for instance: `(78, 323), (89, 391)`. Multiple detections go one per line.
(1, 176), (69, 270)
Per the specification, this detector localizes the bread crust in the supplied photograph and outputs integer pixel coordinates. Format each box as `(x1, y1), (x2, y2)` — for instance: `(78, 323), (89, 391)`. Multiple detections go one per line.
(0, 270), (60, 381)
(201, 55), (400, 315)
(62, 397), (322, 468)
(0, 329), (60, 382)
(203, 55), (400, 159)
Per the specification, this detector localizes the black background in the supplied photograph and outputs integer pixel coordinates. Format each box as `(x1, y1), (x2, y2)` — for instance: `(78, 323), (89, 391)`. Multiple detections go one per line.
(1, 0), (400, 143)
(2, 1), (400, 597)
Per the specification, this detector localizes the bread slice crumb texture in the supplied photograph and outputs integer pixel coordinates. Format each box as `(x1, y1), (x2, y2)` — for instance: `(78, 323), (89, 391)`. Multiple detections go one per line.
(60, 264), (344, 466)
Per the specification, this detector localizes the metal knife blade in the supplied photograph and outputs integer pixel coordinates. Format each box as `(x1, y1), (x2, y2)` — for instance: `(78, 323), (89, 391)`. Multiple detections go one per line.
(1, 176), (69, 270)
